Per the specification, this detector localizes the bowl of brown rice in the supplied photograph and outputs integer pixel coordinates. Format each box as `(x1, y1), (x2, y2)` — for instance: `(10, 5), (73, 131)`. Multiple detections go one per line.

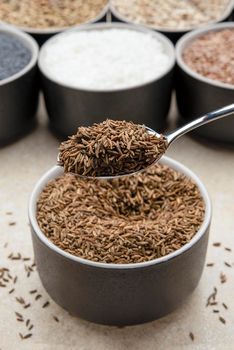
(175, 22), (234, 144)
(0, 0), (109, 46)
(29, 156), (211, 325)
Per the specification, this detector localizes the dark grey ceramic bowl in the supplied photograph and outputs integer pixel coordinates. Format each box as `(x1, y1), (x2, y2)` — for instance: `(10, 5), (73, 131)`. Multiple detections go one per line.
(38, 22), (175, 139)
(175, 22), (234, 144)
(29, 156), (211, 326)
(0, 3), (109, 46)
(0, 24), (39, 146)
(110, 0), (234, 44)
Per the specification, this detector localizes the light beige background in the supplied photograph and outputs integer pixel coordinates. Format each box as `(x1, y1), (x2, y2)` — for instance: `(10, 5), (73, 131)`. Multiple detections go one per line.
(0, 99), (234, 349)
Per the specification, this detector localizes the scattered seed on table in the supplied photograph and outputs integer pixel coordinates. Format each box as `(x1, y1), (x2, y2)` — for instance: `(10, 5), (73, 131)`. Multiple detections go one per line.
(220, 272), (227, 284)
(224, 247), (232, 252)
(15, 312), (23, 319)
(219, 316), (226, 324)
(53, 316), (59, 322)
(9, 222), (16, 226)
(24, 303), (31, 309)
(0, 283), (6, 288)
(16, 297), (25, 305)
(23, 333), (32, 339)
(42, 301), (50, 308)
(9, 253), (21, 260)
(35, 294), (42, 301)
(13, 276), (18, 284)
(9, 288), (15, 294)
(26, 319), (30, 327)
(189, 332), (194, 341)
(28, 325), (34, 331)
(210, 302), (218, 306)
(17, 318), (24, 322)
(23, 258), (31, 261)
(19, 332), (32, 340)
(222, 303), (228, 310)
(206, 263), (214, 267)
(213, 242), (221, 247)
(206, 287), (217, 306)
(6, 212), (13, 215)
(7, 273), (12, 279)
(224, 262), (231, 267)
(213, 310), (219, 313)
(29, 289), (37, 294)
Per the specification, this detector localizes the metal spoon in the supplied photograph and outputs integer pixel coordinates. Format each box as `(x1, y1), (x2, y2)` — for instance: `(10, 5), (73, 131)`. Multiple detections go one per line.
(58, 103), (234, 179)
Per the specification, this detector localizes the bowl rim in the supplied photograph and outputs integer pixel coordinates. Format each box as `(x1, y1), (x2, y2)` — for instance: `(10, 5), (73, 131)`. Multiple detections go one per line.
(29, 156), (212, 270)
(38, 22), (175, 93)
(176, 22), (234, 90)
(109, 0), (234, 33)
(0, 23), (39, 86)
(0, 2), (109, 35)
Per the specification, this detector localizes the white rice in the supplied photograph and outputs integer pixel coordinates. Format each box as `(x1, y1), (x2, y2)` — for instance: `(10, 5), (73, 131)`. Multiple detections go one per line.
(40, 29), (171, 90)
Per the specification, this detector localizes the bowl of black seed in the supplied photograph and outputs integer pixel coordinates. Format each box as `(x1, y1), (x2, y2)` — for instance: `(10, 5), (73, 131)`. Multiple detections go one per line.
(0, 24), (39, 146)
(29, 154), (212, 326)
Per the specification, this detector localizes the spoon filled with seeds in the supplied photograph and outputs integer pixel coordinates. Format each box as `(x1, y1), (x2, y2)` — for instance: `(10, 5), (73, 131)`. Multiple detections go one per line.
(58, 103), (234, 179)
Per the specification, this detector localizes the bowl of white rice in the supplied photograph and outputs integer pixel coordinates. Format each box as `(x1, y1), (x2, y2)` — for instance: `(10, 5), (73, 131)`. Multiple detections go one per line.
(110, 0), (234, 44)
(39, 22), (175, 138)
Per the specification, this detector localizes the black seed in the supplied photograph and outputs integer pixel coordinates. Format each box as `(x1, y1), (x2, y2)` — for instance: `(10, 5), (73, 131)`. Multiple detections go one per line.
(29, 289), (37, 294)
(53, 316), (59, 322)
(42, 301), (50, 308)
(219, 316), (226, 324)
(189, 332), (194, 341)
(222, 303), (228, 310)
(224, 262), (231, 267)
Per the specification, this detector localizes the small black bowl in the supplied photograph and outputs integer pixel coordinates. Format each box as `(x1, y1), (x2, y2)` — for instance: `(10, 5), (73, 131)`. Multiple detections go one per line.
(38, 22), (175, 139)
(0, 3), (109, 46)
(175, 22), (234, 144)
(29, 157), (211, 326)
(110, 0), (234, 44)
(0, 24), (39, 146)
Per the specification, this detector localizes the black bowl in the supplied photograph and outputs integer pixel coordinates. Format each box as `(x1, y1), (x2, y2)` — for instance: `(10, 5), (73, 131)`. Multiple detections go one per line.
(0, 3), (109, 46)
(175, 22), (234, 144)
(38, 22), (175, 139)
(0, 24), (39, 146)
(29, 157), (211, 326)
(110, 0), (234, 44)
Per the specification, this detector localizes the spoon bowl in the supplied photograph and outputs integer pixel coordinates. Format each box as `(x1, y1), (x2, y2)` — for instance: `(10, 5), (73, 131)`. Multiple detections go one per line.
(58, 103), (234, 179)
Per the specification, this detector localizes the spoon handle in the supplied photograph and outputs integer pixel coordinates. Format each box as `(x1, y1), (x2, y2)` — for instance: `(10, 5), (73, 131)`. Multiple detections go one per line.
(166, 103), (234, 145)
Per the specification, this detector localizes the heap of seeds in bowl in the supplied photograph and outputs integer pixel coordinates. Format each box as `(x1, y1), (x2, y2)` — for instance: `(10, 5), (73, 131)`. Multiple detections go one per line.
(111, 0), (230, 29)
(58, 119), (167, 177)
(0, 0), (108, 29)
(40, 28), (171, 90)
(0, 32), (31, 80)
(183, 28), (234, 85)
(36, 164), (205, 264)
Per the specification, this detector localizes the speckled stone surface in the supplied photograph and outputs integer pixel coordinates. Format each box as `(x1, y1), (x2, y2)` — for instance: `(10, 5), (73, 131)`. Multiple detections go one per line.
(0, 98), (234, 349)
